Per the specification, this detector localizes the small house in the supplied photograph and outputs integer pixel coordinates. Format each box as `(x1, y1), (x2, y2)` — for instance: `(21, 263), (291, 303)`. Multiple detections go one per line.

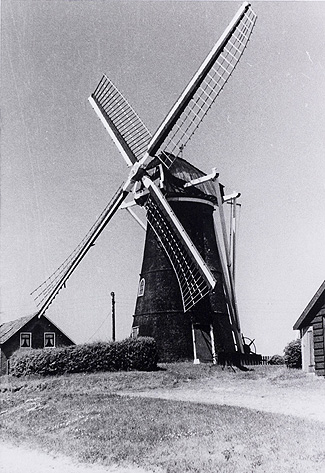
(0, 313), (75, 375)
(293, 281), (325, 377)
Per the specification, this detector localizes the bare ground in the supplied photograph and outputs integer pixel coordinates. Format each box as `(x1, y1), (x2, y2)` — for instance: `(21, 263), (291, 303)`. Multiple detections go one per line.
(1, 368), (324, 472)
(122, 370), (325, 424)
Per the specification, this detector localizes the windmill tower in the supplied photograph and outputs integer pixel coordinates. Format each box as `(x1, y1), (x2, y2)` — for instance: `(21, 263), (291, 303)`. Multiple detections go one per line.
(31, 3), (257, 364)
(131, 159), (238, 362)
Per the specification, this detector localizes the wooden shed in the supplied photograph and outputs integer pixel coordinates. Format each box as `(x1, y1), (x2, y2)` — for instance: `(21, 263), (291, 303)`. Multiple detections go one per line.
(0, 313), (75, 375)
(293, 281), (325, 377)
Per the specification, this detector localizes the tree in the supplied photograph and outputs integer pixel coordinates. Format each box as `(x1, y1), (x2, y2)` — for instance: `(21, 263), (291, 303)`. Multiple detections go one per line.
(268, 354), (285, 365)
(283, 339), (302, 368)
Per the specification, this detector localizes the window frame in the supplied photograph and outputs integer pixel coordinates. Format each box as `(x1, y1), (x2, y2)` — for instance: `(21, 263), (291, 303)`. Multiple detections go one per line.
(44, 332), (56, 348)
(20, 332), (32, 348)
(131, 326), (139, 339)
(138, 278), (145, 297)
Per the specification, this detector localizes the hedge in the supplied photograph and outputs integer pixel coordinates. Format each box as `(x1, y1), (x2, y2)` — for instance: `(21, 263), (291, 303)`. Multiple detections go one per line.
(10, 337), (158, 377)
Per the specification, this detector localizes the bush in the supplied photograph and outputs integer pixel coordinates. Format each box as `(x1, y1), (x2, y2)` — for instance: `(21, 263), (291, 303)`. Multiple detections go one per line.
(283, 339), (302, 368)
(10, 337), (158, 377)
(268, 354), (285, 365)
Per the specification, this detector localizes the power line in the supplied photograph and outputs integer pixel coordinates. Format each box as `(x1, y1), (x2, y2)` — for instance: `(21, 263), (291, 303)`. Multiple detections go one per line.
(85, 317), (108, 343)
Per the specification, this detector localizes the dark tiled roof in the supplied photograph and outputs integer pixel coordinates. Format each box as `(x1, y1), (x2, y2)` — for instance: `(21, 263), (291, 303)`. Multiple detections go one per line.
(293, 280), (325, 330)
(0, 313), (38, 345)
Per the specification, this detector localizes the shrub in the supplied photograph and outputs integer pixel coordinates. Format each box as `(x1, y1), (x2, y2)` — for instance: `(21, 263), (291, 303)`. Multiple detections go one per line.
(268, 354), (285, 365)
(10, 337), (158, 377)
(283, 339), (302, 368)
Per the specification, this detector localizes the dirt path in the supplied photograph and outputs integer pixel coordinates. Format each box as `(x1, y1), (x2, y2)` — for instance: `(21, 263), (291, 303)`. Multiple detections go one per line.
(0, 442), (151, 473)
(1, 373), (324, 472)
(122, 374), (325, 423)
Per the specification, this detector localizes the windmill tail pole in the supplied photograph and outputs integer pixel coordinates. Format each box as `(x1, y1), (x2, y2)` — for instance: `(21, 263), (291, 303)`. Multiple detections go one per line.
(215, 181), (242, 324)
(214, 220), (243, 354)
(232, 198), (237, 283)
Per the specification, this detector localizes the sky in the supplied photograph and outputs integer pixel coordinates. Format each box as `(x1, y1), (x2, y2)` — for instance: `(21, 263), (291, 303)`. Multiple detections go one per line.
(1, 0), (324, 356)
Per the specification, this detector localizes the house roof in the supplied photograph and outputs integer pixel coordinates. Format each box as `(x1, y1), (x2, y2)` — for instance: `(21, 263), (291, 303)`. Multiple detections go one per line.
(0, 313), (75, 345)
(0, 313), (37, 344)
(293, 280), (325, 330)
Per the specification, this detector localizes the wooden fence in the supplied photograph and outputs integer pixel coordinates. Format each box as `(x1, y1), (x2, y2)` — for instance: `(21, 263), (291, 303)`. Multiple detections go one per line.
(239, 354), (272, 366)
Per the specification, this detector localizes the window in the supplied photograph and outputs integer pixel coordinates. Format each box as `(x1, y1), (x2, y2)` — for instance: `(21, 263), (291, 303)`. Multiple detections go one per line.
(44, 332), (55, 348)
(20, 332), (31, 348)
(131, 326), (139, 339)
(138, 278), (145, 297)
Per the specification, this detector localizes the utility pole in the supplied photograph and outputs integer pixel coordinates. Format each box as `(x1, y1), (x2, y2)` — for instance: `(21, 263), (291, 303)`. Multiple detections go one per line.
(111, 291), (116, 341)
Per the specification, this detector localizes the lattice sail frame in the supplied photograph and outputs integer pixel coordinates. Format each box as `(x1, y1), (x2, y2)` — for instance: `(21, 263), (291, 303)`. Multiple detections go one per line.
(31, 186), (127, 316)
(147, 3), (257, 169)
(143, 176), (216, 312)
(31, 3), (257, 319)
(89, 75), (152, 166)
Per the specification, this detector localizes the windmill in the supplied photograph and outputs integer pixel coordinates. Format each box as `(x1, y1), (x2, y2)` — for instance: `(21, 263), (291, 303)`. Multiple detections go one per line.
(31, 3), (257, 364)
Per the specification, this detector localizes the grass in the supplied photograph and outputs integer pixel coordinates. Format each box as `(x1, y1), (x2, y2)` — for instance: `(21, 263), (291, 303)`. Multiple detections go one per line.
(1, 364), (325, 472)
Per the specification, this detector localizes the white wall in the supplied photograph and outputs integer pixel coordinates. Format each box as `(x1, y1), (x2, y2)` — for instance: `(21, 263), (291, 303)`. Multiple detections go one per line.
(301, 326), (315, 373)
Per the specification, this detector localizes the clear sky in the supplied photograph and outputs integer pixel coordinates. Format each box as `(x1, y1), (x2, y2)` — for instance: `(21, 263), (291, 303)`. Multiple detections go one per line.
(1, 0), (324, 356)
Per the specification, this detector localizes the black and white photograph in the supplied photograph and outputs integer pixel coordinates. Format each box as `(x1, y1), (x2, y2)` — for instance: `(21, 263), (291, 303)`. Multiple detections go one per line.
(1, 1), (325, 471)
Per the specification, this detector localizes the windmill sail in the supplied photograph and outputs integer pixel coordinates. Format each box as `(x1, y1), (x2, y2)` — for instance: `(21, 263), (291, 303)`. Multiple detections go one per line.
(146, 2), (256, 169)
(89, 75), (152, 166)
(32, 2), (256, 362)
(31, 185), (128, 316)
(143, 176), (216, 312)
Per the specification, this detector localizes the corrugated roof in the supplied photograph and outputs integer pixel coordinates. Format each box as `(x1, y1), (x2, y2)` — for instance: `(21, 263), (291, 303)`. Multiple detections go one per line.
(293, 280), (325, 330)
(0, 313), (37, 345)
